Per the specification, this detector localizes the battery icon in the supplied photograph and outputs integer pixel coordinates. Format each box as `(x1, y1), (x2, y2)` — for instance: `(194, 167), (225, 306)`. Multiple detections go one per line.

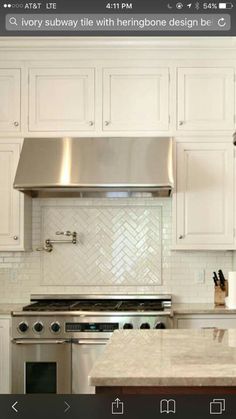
(219, 2), (233, 9)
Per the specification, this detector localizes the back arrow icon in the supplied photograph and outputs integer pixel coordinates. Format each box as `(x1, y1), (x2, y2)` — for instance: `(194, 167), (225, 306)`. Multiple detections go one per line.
(12, 401), (18, 413)
(64, 401), (70, 413)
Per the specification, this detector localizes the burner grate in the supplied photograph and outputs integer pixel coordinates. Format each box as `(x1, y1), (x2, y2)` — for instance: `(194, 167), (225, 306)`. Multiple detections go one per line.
(23, 299), (164, 312)
(70, 300), (120, 311)
(119, 301), (164, 311)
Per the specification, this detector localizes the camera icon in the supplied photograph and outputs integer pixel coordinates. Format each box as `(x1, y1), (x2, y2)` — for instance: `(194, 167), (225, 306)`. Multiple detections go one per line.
(210, 399), (226, 415)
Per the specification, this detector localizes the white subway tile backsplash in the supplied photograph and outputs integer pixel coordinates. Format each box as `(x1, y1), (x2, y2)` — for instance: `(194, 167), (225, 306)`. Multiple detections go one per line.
(0, 197), (233, 303)
(3, 257), (22, 263)
(0, 263), (13, 269)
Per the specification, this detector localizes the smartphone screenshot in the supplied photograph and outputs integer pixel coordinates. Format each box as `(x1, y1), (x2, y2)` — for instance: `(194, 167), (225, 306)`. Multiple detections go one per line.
(0, 0), (236, 417)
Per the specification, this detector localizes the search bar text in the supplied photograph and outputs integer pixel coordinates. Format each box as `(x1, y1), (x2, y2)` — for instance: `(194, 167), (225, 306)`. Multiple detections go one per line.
(5, 14), (231, 32)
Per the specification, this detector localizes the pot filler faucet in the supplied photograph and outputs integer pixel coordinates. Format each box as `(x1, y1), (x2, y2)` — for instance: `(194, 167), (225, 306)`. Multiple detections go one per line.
(37, 231), (77, 252)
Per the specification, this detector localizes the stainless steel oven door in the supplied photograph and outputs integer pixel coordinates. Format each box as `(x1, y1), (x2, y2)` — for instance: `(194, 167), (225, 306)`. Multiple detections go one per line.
(12, 339), (71, 394)
(72, 339), (108, 394)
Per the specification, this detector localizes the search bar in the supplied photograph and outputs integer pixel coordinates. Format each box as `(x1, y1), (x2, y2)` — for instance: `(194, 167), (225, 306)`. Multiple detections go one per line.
(5, 13), (231, 31)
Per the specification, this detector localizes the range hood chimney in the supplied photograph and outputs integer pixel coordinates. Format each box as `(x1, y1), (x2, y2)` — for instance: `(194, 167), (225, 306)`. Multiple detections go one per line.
(14, 137), (174, 197)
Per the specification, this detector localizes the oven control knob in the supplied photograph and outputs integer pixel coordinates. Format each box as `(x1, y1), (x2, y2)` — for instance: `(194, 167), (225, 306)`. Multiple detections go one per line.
(18, 321), (28, 333)
(123, 323), (133, 329)
(155, 322), (166, 329)
(140, 322), (150, 329)
(51, 322), (61, 333)
(33, 322), (44, 333)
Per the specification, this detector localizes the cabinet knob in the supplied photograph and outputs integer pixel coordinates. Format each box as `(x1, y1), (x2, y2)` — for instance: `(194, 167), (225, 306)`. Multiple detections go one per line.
(13, 236), (18, 240)
(104, 121), (110, 126)
(179, 121), (184, 126)
(179, 235), (184, 239)
(14, 121), (19, 127)
(89, 121), (94, 126)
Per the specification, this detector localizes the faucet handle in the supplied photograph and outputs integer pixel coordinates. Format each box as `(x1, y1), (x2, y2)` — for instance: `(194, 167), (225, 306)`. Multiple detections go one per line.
(56, 231), (72, 236)
(36, 247), (44, 251)
(36, 242), (53, 252)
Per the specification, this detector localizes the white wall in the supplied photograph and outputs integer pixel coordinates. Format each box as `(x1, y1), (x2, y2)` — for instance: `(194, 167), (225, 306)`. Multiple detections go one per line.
(0, 197), (233, 303)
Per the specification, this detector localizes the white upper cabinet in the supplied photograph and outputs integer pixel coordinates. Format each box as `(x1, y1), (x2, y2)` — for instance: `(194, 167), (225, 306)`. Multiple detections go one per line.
(174, 142), (234, 248)
(177, 68), (235, 131)
(103, 68), (169, 131)
(29, 68), (95, 131)
(0, 142), (21, 247)
(0, 139), (31, 251)
(0, 69), (21, 132)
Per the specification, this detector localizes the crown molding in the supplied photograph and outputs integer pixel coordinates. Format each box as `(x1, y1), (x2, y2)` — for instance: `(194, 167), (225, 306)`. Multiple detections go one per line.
(0, 36), (236, 51)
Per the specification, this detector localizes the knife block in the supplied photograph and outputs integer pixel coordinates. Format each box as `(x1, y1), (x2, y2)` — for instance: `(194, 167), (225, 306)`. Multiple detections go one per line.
(214, 280), (228, 306)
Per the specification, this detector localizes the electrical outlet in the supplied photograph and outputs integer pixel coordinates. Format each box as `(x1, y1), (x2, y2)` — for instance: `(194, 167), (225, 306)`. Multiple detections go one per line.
(194, 269), (205, 284)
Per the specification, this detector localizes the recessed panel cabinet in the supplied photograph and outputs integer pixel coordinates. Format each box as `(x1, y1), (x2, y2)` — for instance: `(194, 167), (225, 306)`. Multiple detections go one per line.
(173, 142), (234, 248)
(0, 64), (235, 135)
(29, 68), (95, 131)
(0, 69), (21, 132)
(0, 139), (31, 251)
(103, 68), (169, 131)
(177, 67), (235, 131)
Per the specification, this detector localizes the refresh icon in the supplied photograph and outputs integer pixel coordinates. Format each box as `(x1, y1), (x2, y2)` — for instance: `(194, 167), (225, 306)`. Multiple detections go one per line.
(217, 17), (227, 27)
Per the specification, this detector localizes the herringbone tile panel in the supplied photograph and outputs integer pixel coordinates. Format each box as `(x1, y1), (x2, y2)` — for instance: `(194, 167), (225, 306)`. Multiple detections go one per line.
(41, 205), (162, 285)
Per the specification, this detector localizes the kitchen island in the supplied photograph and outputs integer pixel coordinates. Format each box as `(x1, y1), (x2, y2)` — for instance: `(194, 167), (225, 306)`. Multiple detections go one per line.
(89, 329), (236, 395)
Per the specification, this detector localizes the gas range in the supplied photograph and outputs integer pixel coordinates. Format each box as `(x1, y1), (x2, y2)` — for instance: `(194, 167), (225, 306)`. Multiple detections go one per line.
(12, 294), (172, 394)
(12, 294), (173, 338)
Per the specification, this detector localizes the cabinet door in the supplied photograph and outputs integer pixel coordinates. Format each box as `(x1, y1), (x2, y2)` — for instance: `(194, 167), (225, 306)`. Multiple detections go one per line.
(177, 68), (234, 131)
(29, 68), (95, 131)
(175, 142), (234, 246)
(103, 68), (169, 131)
(0, 69), (21, 132)
(0, 318), (10, 393)
(0, 142), (21, 247)
(177, 317), (236, 329)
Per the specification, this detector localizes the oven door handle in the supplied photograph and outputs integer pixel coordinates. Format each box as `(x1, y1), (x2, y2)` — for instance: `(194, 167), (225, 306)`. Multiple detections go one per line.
(75, 339), (108, 345)
(13, 339), (70, 345)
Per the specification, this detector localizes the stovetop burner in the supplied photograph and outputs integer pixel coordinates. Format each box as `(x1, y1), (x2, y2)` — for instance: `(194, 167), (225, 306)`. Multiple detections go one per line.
(23, 299), (164, 312)
(118, 301), (164, 311)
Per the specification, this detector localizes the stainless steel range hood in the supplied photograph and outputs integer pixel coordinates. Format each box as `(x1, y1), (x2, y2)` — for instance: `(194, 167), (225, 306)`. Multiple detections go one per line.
(14, 137), (174, 197)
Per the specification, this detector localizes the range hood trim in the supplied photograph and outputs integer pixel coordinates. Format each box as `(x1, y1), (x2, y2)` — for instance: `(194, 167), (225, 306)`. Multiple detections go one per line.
(15, 184), (173, 190)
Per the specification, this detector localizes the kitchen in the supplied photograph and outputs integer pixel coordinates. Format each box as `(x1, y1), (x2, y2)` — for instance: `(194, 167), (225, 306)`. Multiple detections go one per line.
(1, 35), (236, 396)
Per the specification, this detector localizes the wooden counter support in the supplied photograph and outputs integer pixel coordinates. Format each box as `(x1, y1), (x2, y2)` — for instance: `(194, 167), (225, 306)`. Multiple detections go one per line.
(96, 386), (236, 395)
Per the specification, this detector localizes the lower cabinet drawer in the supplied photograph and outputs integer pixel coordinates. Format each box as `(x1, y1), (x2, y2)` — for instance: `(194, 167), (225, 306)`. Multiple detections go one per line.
(177, 316), (236, 329)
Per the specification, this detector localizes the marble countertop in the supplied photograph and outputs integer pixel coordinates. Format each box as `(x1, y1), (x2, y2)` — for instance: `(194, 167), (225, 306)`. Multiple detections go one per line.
(172, 304), (236, 315)
(89, 329), (236, 387)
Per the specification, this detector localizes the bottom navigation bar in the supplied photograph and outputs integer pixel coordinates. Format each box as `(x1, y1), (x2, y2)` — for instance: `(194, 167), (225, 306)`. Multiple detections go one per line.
(0, 395), (235, 419)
